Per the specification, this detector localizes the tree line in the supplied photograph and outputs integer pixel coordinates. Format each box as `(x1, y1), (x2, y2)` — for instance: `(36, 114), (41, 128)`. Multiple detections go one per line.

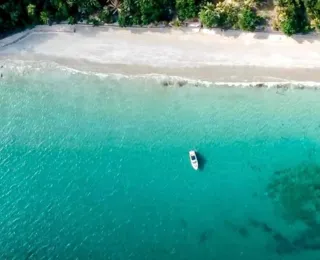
(1, 0), (320, 37)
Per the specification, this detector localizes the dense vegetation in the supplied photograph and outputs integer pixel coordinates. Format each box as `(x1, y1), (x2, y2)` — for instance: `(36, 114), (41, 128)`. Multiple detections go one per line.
(0, 0), (320, 36)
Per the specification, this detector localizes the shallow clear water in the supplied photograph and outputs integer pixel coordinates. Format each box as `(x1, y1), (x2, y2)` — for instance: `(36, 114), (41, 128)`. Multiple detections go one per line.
(1, 65), (320, 259)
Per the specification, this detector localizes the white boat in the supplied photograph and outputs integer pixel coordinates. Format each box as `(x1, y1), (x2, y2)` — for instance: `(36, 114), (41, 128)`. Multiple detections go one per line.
(189, 150), (199, 170)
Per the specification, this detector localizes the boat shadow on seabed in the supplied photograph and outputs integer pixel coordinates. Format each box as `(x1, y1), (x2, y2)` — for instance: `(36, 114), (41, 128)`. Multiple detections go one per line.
(196, 151), (207, 171)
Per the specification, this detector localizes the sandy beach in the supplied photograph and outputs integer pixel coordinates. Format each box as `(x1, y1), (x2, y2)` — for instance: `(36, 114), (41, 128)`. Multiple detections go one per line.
(1, 24), (320, 83)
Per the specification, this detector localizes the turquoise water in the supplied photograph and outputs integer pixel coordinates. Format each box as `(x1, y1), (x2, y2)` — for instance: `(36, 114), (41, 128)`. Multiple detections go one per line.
(1, 66), (320, 259)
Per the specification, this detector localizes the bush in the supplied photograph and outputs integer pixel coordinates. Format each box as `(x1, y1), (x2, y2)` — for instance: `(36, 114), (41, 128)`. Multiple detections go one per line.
(0, 1), (28, 35)
(238, 6), (262, 31)
(215, 1), (240, 29)
(98, 7), (113, 23)
(274, 0), (310, 35)
(176, 0), (197, 21)
(27, 4), (36, 18)
(118, 0), (173, 26)
(160, 0), (176, 21)
(40, 11), (50, 24)
(303, 0), (320, 29)
(139, 0), (162, 25)
(67, 16), (76, 24)
(199, 3), (220, 28)
(118, 0), (141, 26)
(54, 2), (70, 21)
(280, 6), (300, 35)
(310, 17), (320, 29)
(77, 0), (101, 15)
(171, 18), (183, 26)
(199, 1), (240, 29)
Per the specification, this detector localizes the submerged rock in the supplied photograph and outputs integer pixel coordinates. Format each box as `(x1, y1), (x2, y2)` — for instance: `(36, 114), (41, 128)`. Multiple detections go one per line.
(176, 80), (187, 87)
(160, 80), (174, 87)
(255, 83), (266, 88)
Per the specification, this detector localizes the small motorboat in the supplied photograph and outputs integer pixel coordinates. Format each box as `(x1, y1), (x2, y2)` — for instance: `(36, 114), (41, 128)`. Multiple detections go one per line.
(189, 150), (199, 170)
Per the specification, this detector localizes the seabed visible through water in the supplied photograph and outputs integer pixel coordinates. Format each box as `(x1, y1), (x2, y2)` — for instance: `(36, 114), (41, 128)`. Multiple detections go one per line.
(0, 63), (320, 259)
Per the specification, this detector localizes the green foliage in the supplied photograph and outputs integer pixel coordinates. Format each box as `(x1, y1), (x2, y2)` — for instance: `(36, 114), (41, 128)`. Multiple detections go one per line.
(280, 6), (300, 35)
(139, 0), (162, 25)
(98, 7), (113, 23)
(0, 0), (315, 37)
(118, 0), (175, 26)
(40, 11), (50, 25)
(176, 0), (197, 21)
(171, 18), (183, 26)
(160, 0), (176, 21)
(238, 6), (262, 31)
(27, 4), (36, 18)
(0, 1), (27, 35)
(275, 0), (310, 35)
(92, 18), (101, 26)
(118, 0), (141, 26)
(199, 3), (220, 28)
(71, 0), (101, 11)
(52, 1), (70, 21)
(215, 1), (240, 29)
(67, 16), (76, 24)
(199, 1), (240, 29)
(303, 0), (320, 29)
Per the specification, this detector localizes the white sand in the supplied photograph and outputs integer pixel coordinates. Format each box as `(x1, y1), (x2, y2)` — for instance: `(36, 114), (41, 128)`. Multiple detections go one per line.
(1, 24), (320, 82)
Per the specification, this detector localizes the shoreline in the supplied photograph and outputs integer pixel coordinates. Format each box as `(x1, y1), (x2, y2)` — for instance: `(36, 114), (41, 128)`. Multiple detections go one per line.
(1, 25), (320, 84)
(2, 57), (320, 90)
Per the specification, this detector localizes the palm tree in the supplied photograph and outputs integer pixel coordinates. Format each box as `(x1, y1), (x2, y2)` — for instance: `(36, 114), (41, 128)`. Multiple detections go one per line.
(108, 0), (122, 15)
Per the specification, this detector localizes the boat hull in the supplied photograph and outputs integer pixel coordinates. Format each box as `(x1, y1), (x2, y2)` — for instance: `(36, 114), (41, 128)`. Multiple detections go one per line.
(189, 150), (199, 170)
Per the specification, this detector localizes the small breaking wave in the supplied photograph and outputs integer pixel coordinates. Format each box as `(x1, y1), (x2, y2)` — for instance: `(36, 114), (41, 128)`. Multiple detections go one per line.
(1, 59), (320, 90)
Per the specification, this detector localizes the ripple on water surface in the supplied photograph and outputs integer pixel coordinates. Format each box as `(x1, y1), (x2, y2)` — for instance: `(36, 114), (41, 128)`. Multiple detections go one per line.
(0, 62), (320, 259)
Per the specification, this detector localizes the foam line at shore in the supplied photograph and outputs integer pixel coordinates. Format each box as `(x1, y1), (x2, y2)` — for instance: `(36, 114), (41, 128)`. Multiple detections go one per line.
(1, 59), (320, 90)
